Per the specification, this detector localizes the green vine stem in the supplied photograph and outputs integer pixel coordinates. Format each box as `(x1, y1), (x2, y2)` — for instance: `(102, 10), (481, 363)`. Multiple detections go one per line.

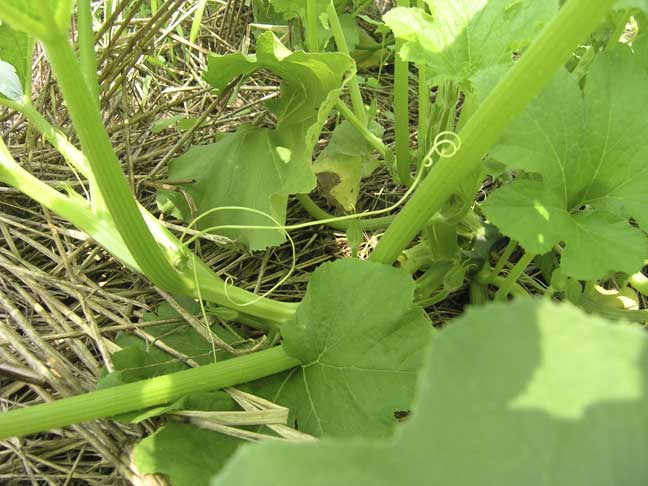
(334, 101), (388, 157)
(0, 346), (300, 440)
(305, 0), (319, 52)
(491, 239), (518, 279)
(416, 0), (430, 158)
(0, 115), (297, 324)
(494, 251), (536, 301)
(41, 29), (191, 294)
(77, 0), (100, 106)
(296, 194), (394, 230)
(370, 0), (618, 264)
(327, 1), (366, 123)
(394, 0), (412, 185)
(416, 0), (431, 160)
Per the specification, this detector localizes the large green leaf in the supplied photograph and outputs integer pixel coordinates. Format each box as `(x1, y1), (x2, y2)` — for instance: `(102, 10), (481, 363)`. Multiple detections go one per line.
(383, 0), (558, 88)
(253, 259), (432, 438)
(482, 46), (648, 280)
(213, 299), (648, 485)
(158, 33), (353, 250)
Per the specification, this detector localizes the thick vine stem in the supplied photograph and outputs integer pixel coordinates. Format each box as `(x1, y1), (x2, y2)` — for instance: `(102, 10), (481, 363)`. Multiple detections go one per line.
(327, 1), (366, 123)
(370, 0), (618, 264)
(0, 346), (300, 440)
(394, 0), (412, 185)
(78, 0), (100, 106)
(0, 133), (296, 324)
(41, 30), (192, 294)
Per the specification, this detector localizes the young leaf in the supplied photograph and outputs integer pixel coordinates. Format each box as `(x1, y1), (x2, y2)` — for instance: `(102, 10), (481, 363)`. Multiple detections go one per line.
(159, 33), (353, 250)
(482, 46), (648, 280)
(213, 299), (648, 485)
(253, 259), (432, 438)
(383, 0), (558, 88)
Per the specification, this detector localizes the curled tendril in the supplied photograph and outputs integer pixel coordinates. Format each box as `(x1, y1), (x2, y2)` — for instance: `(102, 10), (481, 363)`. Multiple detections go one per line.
(178, 130), (462, 305)
(180, 207), (297, 308)
(423, 130), (463, 167)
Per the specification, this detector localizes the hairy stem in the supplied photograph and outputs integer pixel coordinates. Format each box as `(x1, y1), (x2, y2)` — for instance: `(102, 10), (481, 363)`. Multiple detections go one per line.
(43, 32), (191, 294)
(327, 1), (366, 123)
(416, 0), (430, 158)
(394, 0), (412, 185)
(305, 0), (319, 52)
(495, 252), (535, 301)
(0, 346), (300, 439)
(370, 0), (617, 264)
(77, 0), (100, 106)
(334, 100), (388, 157)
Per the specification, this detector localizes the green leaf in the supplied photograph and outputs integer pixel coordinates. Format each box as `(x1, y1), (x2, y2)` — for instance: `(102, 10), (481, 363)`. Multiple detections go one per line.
(0, 22), (30, 96)
(2, 0), (73, 35)
(135, 416), (241, 486)
(253, 259), (432, 438)
(159, 33), (353, 250)
(97, 299), (241, 421)
(313, 120), (382, 211)
(482, 47), (648, 280)
(383, 0), (558, 87)
(616, 0), (648, 12)
(213, 299), (648, 485)
(0, 60), (21, 100)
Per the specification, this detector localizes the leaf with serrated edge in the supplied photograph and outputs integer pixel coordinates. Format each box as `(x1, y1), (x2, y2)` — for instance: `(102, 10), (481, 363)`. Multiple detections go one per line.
(482, 46), (648, 280)
(159, 33), (352, 250)
(383, 0), (558, 87)
(213, 299), (648, 485)
(252, 259), (431, 438)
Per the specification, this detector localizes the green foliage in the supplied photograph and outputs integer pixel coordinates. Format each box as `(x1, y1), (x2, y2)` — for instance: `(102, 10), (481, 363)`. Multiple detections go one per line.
(2, 0), (73, 35)
(133, 392), (240, 486)
(616, 0), (648, 12)
(313, 120), (382, 211)
(96, 299), (240, 421)
(383, 0), (558, 88)
(213, 299), (648, 484)
(0, 22), (30, 97)
(482, 45), (648, 280)
(158, 32), (353, 249)
(253, 259), (432, 437)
